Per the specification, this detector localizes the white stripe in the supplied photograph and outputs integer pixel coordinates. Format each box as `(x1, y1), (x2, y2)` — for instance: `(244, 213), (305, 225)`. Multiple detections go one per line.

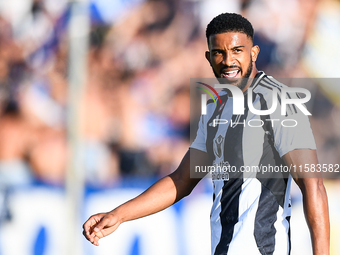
(273, 177), (292, 255)
(227, 178), (262, 254)
(210, 98), (234, 254)
(210, 180), (224, 254)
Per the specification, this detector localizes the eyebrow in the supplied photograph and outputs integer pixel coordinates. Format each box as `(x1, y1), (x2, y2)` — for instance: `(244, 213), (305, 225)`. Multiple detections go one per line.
(210, 45), (245, 51)
(231, 46), (245, 50)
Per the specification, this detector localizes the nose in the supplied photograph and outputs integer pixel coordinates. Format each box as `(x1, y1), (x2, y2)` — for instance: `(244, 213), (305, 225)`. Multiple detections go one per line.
(222, 51), (235, 67)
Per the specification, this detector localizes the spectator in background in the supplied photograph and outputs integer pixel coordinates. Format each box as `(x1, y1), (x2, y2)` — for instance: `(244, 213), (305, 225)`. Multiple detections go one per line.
(0, 0), (338, 187)
(0, 102), (34, 188)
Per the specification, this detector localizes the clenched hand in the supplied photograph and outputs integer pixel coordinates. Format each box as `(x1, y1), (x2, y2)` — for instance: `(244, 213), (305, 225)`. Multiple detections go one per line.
(82, 211), (121, 246)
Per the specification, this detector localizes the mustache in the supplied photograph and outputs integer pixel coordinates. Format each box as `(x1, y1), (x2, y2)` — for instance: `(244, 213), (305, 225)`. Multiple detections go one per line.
(220, 65), (241, 72)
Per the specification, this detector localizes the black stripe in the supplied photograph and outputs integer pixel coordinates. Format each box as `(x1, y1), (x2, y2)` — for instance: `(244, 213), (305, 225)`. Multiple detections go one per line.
(257, 83), (273, 91)
(287, 215), (291, 255)
(286, 93), (298, 114)
(261, 80), (281, 91)
(214, 178), (243, 255)
(256, 81), (282, 106)
(207, 99), (217, 105)
(253, 93), (290, 254)
(206, 94), (229, 165)
(257, 92), (289, 207)
(254, 185), (279, 255)
(254, 84), (288, 117)
(277, 94), (282, 111)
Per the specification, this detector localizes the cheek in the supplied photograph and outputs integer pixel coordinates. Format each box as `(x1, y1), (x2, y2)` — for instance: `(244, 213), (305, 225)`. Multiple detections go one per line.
(211, 55), (222, 64)
(240, 54), (252, 67)
(210, 58), (222, 70)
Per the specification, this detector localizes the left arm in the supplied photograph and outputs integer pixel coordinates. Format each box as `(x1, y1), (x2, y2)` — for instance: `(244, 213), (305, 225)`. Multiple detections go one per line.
(283, 149), (330, 255)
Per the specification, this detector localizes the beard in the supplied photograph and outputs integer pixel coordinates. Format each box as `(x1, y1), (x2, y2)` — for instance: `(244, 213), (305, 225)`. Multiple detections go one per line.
(213, 56), (253, 91)
(237, 59), (253, 91)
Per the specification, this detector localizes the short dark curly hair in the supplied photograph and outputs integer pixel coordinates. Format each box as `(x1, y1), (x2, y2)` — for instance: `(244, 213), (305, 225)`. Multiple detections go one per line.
(206, 13), (254, 45)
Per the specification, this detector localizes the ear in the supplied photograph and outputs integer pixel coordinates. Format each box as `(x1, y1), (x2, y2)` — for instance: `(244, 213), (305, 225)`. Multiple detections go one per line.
(251, 45), (260, 62)
(205, 51), (212, 66)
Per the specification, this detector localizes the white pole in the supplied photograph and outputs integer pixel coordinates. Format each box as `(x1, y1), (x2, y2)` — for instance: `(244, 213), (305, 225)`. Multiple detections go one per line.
(66, 0), (89, 254)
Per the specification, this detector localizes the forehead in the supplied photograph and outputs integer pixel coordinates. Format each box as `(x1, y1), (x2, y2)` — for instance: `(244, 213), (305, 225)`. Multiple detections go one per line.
(208, 32), (252, 49)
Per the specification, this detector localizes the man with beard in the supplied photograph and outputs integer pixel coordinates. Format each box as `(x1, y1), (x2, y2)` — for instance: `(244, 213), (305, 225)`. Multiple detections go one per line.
(83, 13), (329, 255)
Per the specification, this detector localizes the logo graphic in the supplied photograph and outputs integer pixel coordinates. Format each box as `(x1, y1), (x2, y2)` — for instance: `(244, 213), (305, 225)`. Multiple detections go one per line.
(213, 134), (224, 158)
(196, 82), (222, 115)
(198, 83), (311, 116)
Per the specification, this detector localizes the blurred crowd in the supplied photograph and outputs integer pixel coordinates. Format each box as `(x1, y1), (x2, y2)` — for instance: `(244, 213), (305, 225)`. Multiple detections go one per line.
(0, 0), (340, 190)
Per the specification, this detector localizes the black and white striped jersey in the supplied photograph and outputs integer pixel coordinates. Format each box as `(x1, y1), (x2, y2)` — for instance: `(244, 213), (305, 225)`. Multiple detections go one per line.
(190, 72), (316, 255)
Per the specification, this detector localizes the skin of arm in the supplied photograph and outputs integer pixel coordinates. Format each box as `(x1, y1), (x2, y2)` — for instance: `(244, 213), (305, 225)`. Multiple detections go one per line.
(283, 149), (330, 255)
(82, 148), (210, 246)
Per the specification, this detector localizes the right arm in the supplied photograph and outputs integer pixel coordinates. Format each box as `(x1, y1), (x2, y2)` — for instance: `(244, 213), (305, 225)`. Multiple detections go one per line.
(82, 148), (209, 246)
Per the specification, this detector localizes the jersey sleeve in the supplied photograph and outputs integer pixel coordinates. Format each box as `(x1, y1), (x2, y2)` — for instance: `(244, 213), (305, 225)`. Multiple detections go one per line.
(190, 114), (207, 152)
(271, 96), (316, 157)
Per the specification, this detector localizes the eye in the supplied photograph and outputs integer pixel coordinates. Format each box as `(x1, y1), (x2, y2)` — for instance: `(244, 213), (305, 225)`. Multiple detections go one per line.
(212, 50), (222, 56)
(234, 48), (242, 53)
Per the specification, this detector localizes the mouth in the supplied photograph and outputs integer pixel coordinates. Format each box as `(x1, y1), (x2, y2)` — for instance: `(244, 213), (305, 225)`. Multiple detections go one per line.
(221, 69), (241, 79)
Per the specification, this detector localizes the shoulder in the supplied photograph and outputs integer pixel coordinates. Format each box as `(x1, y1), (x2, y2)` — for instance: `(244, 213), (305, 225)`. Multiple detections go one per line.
(251, 74), (302, 104)
(252, 73), (288, 94)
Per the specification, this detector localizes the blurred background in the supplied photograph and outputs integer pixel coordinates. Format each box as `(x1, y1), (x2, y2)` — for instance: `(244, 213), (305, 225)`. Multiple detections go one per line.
(0, 0), (340, 254)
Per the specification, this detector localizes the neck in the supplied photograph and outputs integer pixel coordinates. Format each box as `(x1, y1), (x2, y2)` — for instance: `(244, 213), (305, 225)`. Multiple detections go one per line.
(242, 66), (259, 93)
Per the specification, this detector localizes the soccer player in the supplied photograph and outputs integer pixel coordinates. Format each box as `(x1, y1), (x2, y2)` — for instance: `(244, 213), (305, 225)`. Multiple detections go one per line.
(83, 13), (329, 255)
